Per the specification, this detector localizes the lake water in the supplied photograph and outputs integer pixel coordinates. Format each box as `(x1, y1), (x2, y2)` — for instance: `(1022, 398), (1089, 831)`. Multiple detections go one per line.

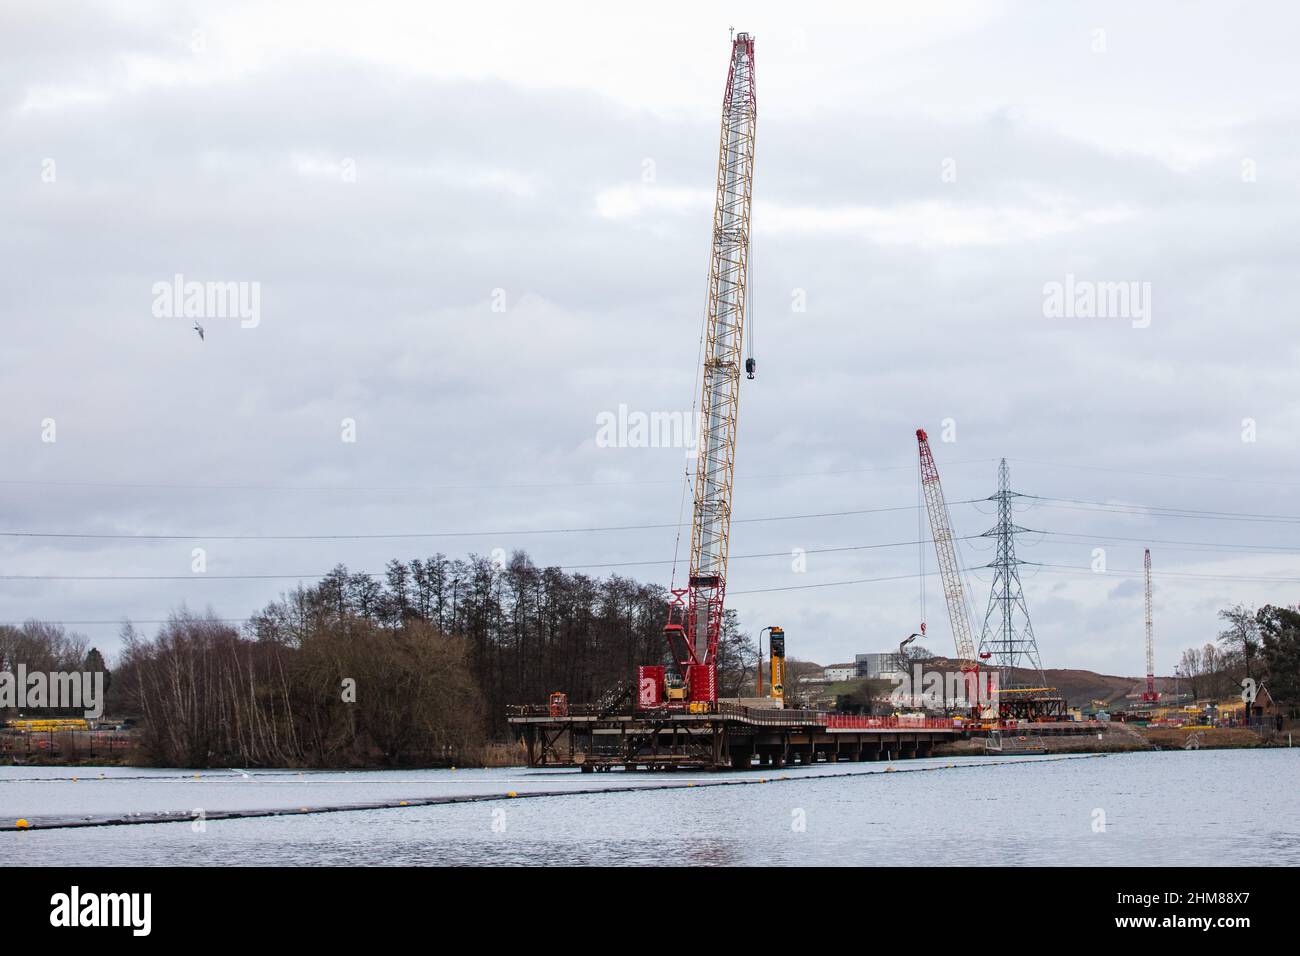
(1, 750), (1296, 866)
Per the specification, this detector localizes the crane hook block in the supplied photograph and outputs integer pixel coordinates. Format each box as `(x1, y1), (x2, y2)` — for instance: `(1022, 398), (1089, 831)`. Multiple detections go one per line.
(745, 357), (757, 379)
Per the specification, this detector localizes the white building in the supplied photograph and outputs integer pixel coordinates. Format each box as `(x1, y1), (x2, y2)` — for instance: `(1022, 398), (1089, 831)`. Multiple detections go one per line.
(823, 666), (856, 682)
(854, 652), (903, 678)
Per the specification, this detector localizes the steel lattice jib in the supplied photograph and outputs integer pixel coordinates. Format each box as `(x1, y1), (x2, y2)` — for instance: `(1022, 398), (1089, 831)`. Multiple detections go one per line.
(669, 32), (757, 700)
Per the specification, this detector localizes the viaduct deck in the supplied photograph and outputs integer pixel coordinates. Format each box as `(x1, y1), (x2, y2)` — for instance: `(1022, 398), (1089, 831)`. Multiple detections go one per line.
(508, 703), (965, 771)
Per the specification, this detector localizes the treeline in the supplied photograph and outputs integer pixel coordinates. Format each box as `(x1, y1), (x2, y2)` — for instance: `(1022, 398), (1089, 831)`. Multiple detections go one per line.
(0, 623), (110, 715)
(1178, 603), (1300, 711)
(113, 613), (483, 767)
(85, 552), (754, 767)
(243, 553), (754, 724)
(7, 575), (1300, 767)
(0, 621), (100, 677)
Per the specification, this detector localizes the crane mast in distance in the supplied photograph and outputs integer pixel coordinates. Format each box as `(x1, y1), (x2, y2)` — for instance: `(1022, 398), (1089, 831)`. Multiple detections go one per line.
(663, 31), (757, 701)
(916, 429), (979, 674)
(1143, 548), (1157, 701)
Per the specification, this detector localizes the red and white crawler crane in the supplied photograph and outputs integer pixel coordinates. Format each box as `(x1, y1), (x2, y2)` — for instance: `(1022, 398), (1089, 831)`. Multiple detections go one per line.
(916, 429), (987, 715)
(1142, 548), (1158, 702)
(641, 32), (758, 710)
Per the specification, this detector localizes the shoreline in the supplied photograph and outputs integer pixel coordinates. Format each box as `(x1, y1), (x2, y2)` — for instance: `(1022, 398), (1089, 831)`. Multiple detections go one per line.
(4, 726), (1288, 771)
(935, 724), (1286, 757)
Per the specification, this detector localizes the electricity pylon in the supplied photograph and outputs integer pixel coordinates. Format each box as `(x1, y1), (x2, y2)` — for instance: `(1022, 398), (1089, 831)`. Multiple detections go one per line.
(978, 458), (1046, 690)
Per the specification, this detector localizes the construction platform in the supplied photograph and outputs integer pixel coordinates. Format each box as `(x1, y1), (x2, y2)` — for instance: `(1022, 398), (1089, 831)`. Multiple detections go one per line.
(507, 702), (962, 771)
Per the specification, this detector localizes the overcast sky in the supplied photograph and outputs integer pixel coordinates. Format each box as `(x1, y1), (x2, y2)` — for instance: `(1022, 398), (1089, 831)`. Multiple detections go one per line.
(3, 1), (1299, 679)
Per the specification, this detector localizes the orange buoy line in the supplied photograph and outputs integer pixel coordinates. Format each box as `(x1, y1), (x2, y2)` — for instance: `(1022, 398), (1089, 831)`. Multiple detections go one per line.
(2, 754), (1103, 832)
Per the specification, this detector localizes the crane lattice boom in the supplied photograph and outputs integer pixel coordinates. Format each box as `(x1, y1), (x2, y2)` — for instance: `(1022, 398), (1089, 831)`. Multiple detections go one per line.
(665, 32), (757, 690)
(916, 429), (978, 671)
(1143, 548), (1157, 701)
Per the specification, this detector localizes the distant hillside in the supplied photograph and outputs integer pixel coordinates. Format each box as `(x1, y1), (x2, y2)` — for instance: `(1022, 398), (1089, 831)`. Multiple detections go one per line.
(811, 656), (1175, 708)
(1024, 667), (1175, 708)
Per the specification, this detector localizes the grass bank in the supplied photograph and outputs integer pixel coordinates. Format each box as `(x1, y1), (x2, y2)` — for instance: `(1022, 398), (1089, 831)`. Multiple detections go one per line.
(933, 723), (1289, 757)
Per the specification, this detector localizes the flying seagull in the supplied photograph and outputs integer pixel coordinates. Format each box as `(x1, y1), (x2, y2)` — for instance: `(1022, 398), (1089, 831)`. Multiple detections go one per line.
(193, 321), (205, 341)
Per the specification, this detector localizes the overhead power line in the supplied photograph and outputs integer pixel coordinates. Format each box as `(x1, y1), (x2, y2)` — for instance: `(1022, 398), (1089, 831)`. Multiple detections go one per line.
(1009, 457), (1300, 489)
(12, 489), (1300, 545)
(1024, 495), (1300, 524)
(9, 457), (1300, 498)
(10, 561), (1298, 628)
(0, 500), (990, 542)
(8, 527), (1299, 581)
(0, 618), (255, 627)
(0, 534), (981, 581)
(1037, 529), (1300, 555)
(733, 562), (1300, 594)
(1023, 561), (1300, 585)
(0, 458), (996, 495)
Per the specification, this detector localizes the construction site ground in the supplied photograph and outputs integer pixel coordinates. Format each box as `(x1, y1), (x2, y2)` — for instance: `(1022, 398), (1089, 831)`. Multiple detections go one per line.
(934, 723), (1282, 757)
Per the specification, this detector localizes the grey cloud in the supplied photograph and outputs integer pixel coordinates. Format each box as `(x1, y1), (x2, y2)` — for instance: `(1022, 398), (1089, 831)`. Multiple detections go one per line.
(2, 4), (1298, 680)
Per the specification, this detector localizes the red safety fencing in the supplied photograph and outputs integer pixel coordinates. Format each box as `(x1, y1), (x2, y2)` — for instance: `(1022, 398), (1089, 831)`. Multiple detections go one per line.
(0, 730), (135, 757)
(823, 714), (956, 730)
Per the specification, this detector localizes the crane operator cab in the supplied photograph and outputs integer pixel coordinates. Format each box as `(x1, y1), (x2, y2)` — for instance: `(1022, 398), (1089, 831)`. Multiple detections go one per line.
(664, 671), (688, 702)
